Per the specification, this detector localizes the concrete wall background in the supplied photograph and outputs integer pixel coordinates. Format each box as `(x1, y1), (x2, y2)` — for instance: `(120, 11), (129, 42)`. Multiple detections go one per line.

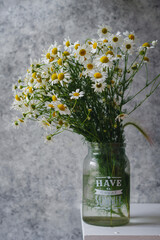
(0, 0), (160, 239)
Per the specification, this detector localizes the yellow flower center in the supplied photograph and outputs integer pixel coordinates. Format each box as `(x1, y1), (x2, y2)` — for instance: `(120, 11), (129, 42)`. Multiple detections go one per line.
(19, 119), (24, 123)
(53, 111), (56, 117)
(126, 44), (131, 49)
(58, 120), (63, 126)
(103, 39), (108, 43)
(102, 28), (108, 34)
(74, 43), (80, 50)
(30, 78), (34, 83)
(36, 77), (42, 83)
(15, 95), (20, 101)
(48, 104), (54, 108)
(29, 87), (33, 93)
(128, 34), (135, 40)
(49, 57), (55, 62)
(65, 41), (70, 47)
(32, 72), (37, 78)
(144, 57), (149, 62)
(63, 51), (70, 56)
(51, 73), (58, 80)
(46, 53), (50, 59)
(108, 46), (113, 49)
(106, 50), (114, 56)
(100, 56), (109, 63)
(87, 63), (93, 70)
(113, 37), (118, 42)
(94, 72), (102, 78)
(96, 83), (102, 88)
(93, 42), (97, 49)
(142, 42), (150, 48)
(58, 104), (65, 111)
(52, 95), (57, 101)
(117, 54), (122, 58)
(57, 58), (62, 65)
(46, 135), (52, 141)
(58, 73), (64, 81)
(42, 121), (50, 126)
(79, 49), (86, 56)
(52, 48), (57, 54)
(73, 92), (80, 97)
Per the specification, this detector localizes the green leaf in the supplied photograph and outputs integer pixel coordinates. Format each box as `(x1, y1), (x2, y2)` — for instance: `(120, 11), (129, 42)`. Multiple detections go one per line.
(123, 121), (153, 145)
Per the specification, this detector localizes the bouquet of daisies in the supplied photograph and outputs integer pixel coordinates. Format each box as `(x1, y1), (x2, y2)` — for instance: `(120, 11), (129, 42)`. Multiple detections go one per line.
(12, 25), (160, 144)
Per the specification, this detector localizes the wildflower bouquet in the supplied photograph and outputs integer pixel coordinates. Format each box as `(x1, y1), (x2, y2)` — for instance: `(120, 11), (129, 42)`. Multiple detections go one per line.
(12, 25), (160, 226)
(12, 25), (159, 144)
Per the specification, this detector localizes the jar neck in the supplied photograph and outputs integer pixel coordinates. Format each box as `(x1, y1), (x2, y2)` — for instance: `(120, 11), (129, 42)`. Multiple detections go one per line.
(88, 142), (126, 158)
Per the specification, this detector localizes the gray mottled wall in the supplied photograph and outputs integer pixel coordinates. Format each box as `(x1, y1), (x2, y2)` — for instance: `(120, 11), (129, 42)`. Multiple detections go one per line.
(0, 0), (160, 239)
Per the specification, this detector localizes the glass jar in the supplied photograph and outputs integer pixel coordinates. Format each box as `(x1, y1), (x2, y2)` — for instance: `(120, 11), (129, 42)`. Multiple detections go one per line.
(82, 142), (130, 226)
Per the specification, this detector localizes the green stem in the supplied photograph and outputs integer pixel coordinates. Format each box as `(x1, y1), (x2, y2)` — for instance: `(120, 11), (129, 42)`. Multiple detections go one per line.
(125, 74), (160, 105)
(128, 80), (160, 115)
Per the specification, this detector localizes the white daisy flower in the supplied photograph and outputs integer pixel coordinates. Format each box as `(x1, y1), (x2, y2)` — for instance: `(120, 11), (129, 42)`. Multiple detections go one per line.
(44, 134), (54, 143)
(105, 49), (115, 57)
(54, 101), (71, 115)
(30, 58), (42, 68)
(115, 113), (128, 121)
(57, 69), (71, 86)
(50, 69), (70, 86)
(34, 76), (48, 89)
(73, 41), (80, 52)
(141, 42), (151, 49)
(123, 31), (139, 44)
(97, 25), (112, 38)
(45, 101), (55, 110)
(94, 54), (113, 69)
(109, 32), (124, 47)
(39, 117), (51, 129)
(50, 42), (61, 55)
(12, 84), (18, 93)
(90, 39), (99, 53)
(63, 37), (72, 52)
(50, 72), (59, 85)
(51, 94), (60, 102)
(24, 86), (34, 95)
(151, 40), (158, 48)
(100, 38), (109, 46)
(75, 44), (91, 63)
(26, 77), (36, 87)
(122, 39), (135, 55)
(12, 119), (20, 129)
(143, 56), (150, 63)
(113, 53), (125, 61)
(12, 116), (26, 129)
(69, 89), (84, 99)
(92, 81), (107, 93)
(83, 60), (96, 74)
(41, 42), (61, 64)
(90, 71), (107, 82)
(46, 91), (60, 103)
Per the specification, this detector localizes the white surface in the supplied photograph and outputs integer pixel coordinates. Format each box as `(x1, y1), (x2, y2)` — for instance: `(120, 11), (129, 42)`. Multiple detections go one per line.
(81, 204), (160, 240)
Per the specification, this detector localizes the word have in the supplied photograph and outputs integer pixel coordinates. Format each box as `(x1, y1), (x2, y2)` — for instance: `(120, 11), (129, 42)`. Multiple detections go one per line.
(96, 178), (122, 188)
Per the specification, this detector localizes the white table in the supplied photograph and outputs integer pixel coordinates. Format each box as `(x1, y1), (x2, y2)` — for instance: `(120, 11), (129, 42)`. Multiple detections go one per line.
(81, 204), (160, 240)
